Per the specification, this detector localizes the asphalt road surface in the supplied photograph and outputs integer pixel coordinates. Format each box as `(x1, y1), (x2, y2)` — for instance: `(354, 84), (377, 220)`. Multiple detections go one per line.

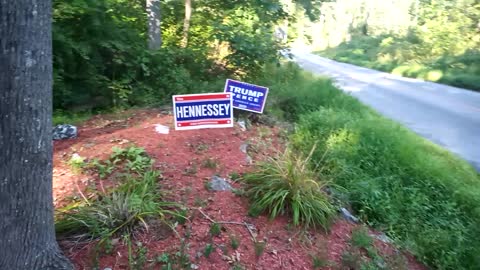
(291, 49), (480, 171)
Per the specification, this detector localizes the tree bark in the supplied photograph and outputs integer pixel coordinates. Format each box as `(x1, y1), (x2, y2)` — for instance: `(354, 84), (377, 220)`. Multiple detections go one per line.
(147, 0), (162, 50)
(181, 0), (192, 48)
(0, 0), (73, 269)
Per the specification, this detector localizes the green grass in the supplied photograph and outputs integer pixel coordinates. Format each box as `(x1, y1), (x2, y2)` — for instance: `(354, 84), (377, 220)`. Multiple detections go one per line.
(243, 145), (336, 230)
(209, 223), (222, 237)
(315, 34), (480, 91)
(258, 63), (480, 269)
(351, 226), (373, 249)
(53, 110), (93, 126)
(55, 147), (181, 242)
(230, 234), (240, 250)
(203, 243), (215, 258)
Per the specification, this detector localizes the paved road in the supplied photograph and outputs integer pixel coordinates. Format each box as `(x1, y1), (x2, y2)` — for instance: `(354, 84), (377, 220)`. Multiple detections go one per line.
(291, 49), (480, 171)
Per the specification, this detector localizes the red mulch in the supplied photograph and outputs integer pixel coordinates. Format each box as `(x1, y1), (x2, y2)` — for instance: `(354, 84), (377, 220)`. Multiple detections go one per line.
(53, 109), (427, 270)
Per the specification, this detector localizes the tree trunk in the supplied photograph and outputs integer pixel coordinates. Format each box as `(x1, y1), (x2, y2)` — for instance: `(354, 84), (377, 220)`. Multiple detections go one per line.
(147, 0), (162, 50)
(181, 0), (192, 48)
(0, 1), (73, 269)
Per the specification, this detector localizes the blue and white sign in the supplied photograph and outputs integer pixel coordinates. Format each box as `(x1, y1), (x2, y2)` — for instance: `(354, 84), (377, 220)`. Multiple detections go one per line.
(224, 79), (269, 114)
(173, 93), (233, 131)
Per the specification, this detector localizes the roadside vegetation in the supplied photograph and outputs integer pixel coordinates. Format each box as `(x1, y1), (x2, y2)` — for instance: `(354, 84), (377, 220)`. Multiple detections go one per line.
(314, 0), (480, 91)
(256, 62), (480, 269)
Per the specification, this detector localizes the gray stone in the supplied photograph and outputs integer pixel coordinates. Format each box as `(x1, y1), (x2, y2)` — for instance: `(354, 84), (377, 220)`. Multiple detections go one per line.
(373, 233), (392, 244)
(209, 175), (232, 191)
(245, 155), (253, 165)
(240, 142), (253, 164)
(239, 143), (249, 154)
(53, 124), (77, 140)
(340, 208), (359, 223)
(103, 268), (112, 270)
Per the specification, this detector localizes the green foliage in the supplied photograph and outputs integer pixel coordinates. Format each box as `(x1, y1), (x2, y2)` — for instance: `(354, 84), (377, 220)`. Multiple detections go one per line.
(201, 158), (219, 169)
(204, 243), (215, 258)
(316, 0), (480, 91)
(128, 240), (148, 270)
(229, 234), (240, 250)
(88, 146), (154, 178)
(52, 0), (313, 112)
(341, 248), (363, 270)
(56, 170), (177, 239)
(231, 263), (245, 270)
(110, 146), (154, 174)
(67, 154), (86, 173)
(254, 241), (266, 257)
(229, 172), (241, 181)
(312, 255), (330, 269)
(243, 145), (335, 229)
(156, 241), (192, 270)
(53, 110), (92, 125)
(56, 147), (181, 242)
(210, 223), (222, 237)
(351, 227), (373, 249)
(262, 63), (480, 269)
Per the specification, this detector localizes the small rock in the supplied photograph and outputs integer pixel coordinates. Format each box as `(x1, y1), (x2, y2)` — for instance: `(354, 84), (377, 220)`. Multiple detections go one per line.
(209, 175), (232, 191)
(104, 268), (112, 270)
(53, 124), (77, 140)
(340, 208), (359, 223)
(191, 264), (199, 269)
(239, 143), (249, 154)
(373, 233), (392, 244)
(246, 155), (253, 165)
(196, 251), (203, 259)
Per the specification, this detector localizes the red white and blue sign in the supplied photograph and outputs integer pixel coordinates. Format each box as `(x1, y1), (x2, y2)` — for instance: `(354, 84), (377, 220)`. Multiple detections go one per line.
(224, 79), (269, 114)
(173, 93), (233, 130)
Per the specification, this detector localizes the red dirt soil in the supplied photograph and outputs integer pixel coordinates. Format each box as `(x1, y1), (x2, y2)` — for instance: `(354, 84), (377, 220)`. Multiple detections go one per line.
(54, 109), (427, 270)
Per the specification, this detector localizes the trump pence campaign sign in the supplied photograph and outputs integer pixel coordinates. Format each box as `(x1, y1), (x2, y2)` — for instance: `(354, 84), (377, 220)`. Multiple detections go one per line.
(224, 79), (269, 113)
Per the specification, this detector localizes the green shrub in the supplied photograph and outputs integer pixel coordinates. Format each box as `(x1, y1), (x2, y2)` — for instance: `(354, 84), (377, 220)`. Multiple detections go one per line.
(56, 170), (178, 240)
(56, 147), (181, 242)
(230, 234), (240, 250)
(210, 223), (222, 237)
(243, 145), (335, 229)
(203, 243), (215, 258)
(351, 226), (373, 249)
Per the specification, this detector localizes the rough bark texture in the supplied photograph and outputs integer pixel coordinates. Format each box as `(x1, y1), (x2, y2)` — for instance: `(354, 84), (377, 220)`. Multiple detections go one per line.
(0, 1), (73, 269)
(181, 0), (192, 48)
(147, 0), (162, 50)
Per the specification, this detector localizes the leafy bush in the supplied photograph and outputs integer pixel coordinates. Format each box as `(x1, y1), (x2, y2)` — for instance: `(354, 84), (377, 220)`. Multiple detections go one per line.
(88, 146), (154, 179)
(243, 146), (335, 229)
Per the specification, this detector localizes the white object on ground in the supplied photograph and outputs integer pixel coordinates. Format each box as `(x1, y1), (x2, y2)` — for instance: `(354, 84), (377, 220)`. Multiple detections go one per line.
(154, 124), (169, 134)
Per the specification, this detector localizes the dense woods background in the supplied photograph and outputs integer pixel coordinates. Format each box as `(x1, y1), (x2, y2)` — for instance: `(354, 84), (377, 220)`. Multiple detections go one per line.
(305, 0), (480, 90)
